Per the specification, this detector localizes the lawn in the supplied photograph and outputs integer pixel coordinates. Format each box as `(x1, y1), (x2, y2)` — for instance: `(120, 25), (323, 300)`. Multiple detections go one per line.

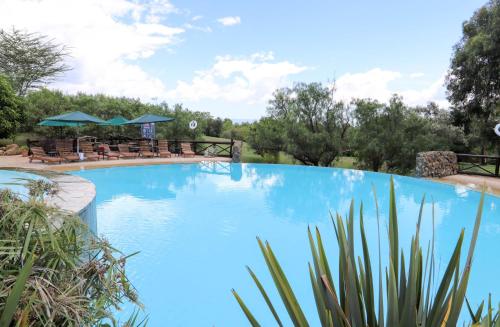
(202, 135), (356, 168)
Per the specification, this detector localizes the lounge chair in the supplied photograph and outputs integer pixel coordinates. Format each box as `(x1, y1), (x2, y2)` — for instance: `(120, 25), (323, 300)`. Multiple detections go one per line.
(80, 142), (100, 161)
(139, 141), (155, 158)
(55, 139), (79, 162)
(181, 143), (195, 158)
(29, 147), (62, 164)
(101, 144), (120, 160)
(118, 144), (139, 159)
(157, 140), (172, 158)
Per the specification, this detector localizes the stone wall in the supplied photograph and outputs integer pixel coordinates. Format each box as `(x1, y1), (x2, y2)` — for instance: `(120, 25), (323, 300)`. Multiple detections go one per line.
(415, 151), (458, 177)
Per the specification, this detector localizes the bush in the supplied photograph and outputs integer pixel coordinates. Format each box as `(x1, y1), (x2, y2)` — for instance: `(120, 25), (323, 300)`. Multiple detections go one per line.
(233, 177), (487, 326)
(0, 180), (145, 326)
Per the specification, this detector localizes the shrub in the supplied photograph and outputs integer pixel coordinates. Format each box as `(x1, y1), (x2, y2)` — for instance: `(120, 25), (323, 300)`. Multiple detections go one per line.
(233, 177), (487, 326)
(0, 181), (146, 326)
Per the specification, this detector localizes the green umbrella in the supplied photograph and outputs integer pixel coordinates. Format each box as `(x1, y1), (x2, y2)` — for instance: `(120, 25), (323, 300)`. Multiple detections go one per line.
(43, 111), (106, 124)
(123, 114), (174, 125)
(124, 114), (174, 142)
(38, 120), (83, 127)
(100, 116), (130, 126)
(39, 111), (106, 153)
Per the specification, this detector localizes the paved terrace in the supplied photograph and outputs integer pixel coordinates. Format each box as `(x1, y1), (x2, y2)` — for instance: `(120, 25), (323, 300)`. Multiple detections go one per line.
(0, 154), (231, 172)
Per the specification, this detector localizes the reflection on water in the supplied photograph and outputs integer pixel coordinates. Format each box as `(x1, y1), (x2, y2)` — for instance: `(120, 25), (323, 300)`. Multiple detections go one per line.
(73, 163), (500, 326)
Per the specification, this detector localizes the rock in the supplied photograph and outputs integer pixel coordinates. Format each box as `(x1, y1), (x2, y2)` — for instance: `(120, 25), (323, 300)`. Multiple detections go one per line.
(415, 151), (458, 177)
(232, 142), (241, 163)
(4, 144), (20, 155)
(0, 150), (4, 155)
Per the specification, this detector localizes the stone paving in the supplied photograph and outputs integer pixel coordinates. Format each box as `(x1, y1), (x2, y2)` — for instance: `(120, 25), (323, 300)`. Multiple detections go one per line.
(0, 154), (231, 171)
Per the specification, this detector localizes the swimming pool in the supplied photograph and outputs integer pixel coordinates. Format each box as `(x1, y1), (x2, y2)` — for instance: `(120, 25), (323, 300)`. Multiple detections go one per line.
(0, 169), (47, 198)
(73, 163), (500, 326)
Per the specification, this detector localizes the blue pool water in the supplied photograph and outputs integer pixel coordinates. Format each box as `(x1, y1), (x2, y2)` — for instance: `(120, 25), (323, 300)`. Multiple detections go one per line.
(0, 169), (46, 198)
(73, 163), (500, 326)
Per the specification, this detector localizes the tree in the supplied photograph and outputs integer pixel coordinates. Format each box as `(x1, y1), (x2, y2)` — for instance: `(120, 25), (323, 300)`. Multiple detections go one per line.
(0, 28), (70, 96)
(446, 0), (500, 153)
(204, 117), (223, 137)
(0, 75), (22, 139)
(247, 117), (284, 161)
(266, 82), (350, 166)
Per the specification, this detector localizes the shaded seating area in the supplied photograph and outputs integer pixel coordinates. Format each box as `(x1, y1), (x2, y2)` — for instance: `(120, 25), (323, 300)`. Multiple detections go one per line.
(28, 110), (235, 165)
(80, 141), (100, 161)
(117, 144), (139, 159)
(55, 139), (79, 162)
(158, 140), (172, 158)
(29, 147), (63, 164)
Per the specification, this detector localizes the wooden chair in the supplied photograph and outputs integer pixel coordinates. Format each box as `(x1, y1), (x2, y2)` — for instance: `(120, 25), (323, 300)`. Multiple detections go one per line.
(181, 143), (195, 158)
(55, 139), (79, 162)
(118, 144), (139, 159)
(139, 141), (155, 158)
(29, 147), (62, 164)
(80, 141), (100, 161)
(101, 144), (120, 160)
(157, 140), (172, 158)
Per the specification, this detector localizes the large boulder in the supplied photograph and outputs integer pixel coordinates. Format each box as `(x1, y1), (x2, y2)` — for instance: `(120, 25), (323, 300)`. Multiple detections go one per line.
(4, 144), (20, 155)
(415, 151), (458, 177)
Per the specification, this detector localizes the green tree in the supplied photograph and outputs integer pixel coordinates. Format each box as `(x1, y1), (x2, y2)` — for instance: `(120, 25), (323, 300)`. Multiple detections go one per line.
(446, 0), (500, 154)
(247, 117), (284, 161)
(267, 82), (350, 166)
(0, 29), (70, 96)
(0, 75), (22, 139)
(352, 99), (386, 171)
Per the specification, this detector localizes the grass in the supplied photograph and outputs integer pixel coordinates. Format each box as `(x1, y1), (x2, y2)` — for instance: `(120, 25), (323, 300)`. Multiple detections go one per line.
(459, 162), (498, 175)
(0, 132), (39, 146)
(202, 135), (356, 168)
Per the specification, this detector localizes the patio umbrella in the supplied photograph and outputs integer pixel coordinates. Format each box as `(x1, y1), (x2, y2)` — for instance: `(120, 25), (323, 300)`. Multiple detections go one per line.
(40, 111), (106, 153)
(123, 114), (174, 125)
(124, 114), (174, 143)
(100, 116), (130, 126)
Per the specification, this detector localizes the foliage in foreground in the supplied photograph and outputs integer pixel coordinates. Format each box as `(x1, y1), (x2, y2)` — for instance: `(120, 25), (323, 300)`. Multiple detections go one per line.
(0, 181), (146, 326)
(233, 177), (494, 326)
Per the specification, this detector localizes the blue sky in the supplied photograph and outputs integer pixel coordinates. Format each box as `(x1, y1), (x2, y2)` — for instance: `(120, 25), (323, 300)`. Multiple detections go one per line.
(0, 0), (486, 119)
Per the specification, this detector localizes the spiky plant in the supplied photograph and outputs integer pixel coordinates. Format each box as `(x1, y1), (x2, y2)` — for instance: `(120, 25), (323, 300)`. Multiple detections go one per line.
(232, 177), (486, 326)
(466, 295), (500, 327)
(0, 181), (146, 326)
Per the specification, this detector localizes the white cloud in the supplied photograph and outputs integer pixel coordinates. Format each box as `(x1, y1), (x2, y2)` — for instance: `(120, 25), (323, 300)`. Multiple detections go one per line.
(410, 72), (425, 78)
(217, 16), (241, 26)
(0, 0), (183, 99)
(191, 15), (203, 21)
(333, 68), (448, 107)
(166, 51), (308, 103)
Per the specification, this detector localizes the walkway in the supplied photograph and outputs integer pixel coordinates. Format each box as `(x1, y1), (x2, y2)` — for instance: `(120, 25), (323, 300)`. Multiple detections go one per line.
(0, 155), (231, 172)
(431, 174), (500, 196)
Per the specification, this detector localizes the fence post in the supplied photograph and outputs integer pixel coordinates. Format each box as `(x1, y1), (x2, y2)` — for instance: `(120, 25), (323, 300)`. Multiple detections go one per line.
(230, 138), (234, 158)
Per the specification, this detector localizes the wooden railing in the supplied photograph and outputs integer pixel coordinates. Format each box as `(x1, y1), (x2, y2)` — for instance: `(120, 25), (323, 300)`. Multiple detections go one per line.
(456, 153), (500, 177)
(27, 138), (235, 158)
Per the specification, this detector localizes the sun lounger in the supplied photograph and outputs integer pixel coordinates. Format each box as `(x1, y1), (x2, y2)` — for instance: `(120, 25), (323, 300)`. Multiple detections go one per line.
(157, 140), (172, 158)
(139, 141), (155, 158)
(101, 144), (120, 160)
(55, 139), (79, 162)
(118, 144), (139, 159)
(181, 143), (195, 158)
(80, 141), (100, 161)
(29, 146), (62, 164)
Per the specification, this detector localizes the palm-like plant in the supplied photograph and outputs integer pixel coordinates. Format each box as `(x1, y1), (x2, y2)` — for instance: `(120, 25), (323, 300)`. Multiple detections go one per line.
(0, 182), (146, 326)
(233, 177), (486, 326)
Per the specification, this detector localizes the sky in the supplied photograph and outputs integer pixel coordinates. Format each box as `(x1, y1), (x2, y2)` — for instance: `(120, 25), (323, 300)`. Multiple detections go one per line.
(0, 0), (487, 119)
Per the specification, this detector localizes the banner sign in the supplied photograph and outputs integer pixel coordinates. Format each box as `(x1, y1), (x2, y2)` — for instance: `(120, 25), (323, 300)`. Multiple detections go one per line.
(141, 123), (155, 139)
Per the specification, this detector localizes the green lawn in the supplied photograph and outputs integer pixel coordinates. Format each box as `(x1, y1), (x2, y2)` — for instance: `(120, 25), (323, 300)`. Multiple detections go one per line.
(202, 135), (356, 168)
(458, 162), (498, 175)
